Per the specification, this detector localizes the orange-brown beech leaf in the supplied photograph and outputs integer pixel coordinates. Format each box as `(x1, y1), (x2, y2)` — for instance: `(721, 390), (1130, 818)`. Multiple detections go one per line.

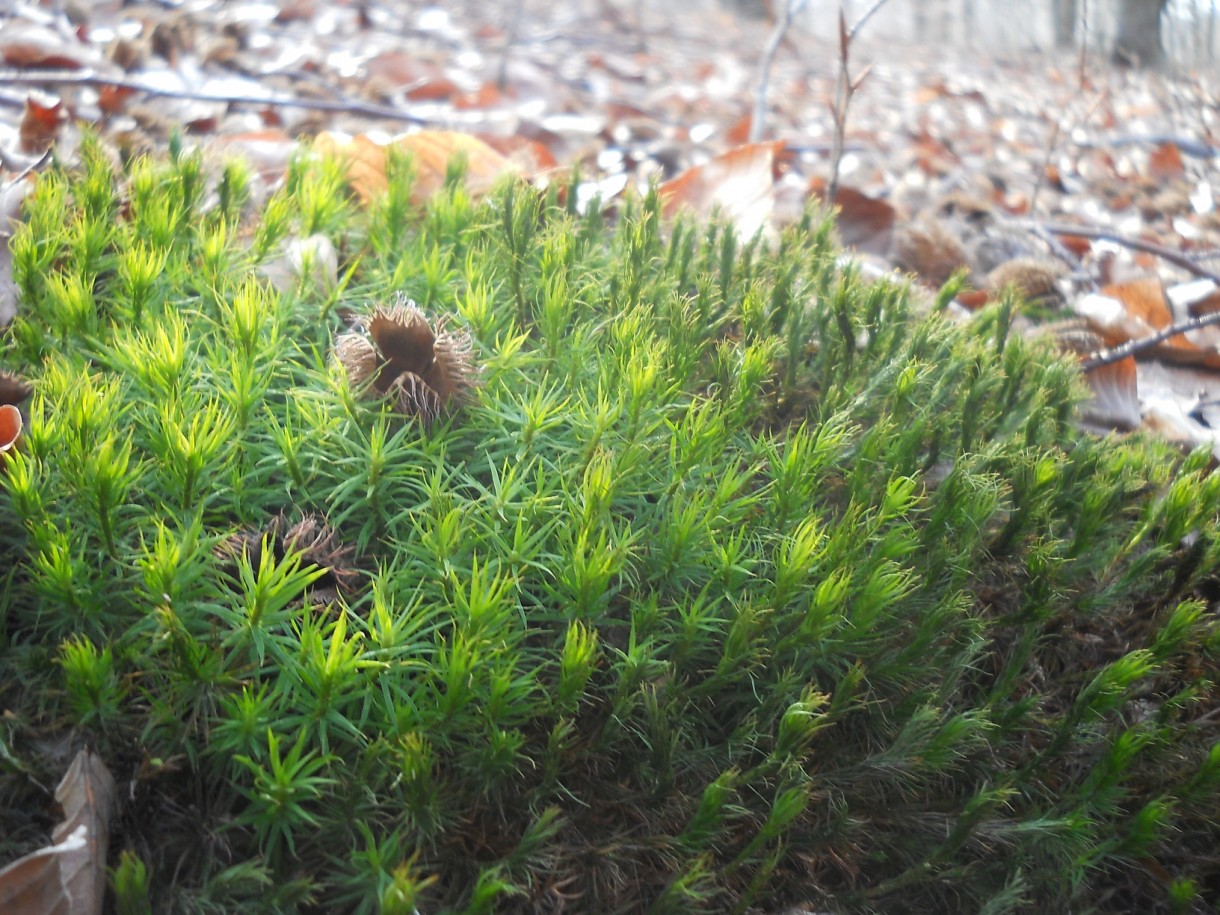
(315, 130), (515, 206)
(0, 24), (87, 69)
(1148, 141), (1185, 181)
(659, 141), (782, 240)
(406, 77), (461, 102)
(954, 288), (992, 311)
(19, 96), (62, 154)
(0, 749), (116, 915)
(364, 50), (431, 91)
(97, 85), (136, 117)
(454, 82), (504, 110)
(809, 181), (896, 256)
(476, 134), (558, 172)
(1098, 276), (1220, 369)
(1057, 233), (1093, 260)
(1084, 355), (1141, 431)
(725, 113), (753, 146)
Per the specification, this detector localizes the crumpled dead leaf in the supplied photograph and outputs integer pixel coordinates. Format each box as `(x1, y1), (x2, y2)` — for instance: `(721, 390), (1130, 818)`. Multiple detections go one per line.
(0, 749), (116, 915)
(809, 181), (897, 256)
(315, 130), (517, 206)
(659, 141), (782, 240)
(258, 234), (338, 295)
(1079, 277), (1220, 370)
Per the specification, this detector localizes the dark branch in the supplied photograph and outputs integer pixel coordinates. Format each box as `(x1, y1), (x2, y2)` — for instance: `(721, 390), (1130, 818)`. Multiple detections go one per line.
(0, 69), (430, 125)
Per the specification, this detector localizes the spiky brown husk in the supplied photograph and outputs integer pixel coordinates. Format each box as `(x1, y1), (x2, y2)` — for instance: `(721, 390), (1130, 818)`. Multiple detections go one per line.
(985, 257), (1066, 306)
(0, 370), (33, 407)
(335, 295), (480, 424)
(890, 219), (972, 286)
(216, 512), (359, 600)
(334, 333), (379, 389)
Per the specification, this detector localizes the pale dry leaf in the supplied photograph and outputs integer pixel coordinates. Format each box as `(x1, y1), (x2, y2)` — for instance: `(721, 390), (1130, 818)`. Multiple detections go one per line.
(813, 183), (897, 256)
(0, 749), (116, 915)
(659, 141), (781, 241)
(258, 234), (337, 294)
(315, 130), (515, 206)
(1094, 276), (1220, 369)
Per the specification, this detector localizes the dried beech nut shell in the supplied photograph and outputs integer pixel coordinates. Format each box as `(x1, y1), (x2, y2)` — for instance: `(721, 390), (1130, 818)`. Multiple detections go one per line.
(334, 295), (480, 425)
(0, 370), (33, 407)
(890, 219), (971, 287)
(985, 257), (1065, 305)
(335, 333), (379, 389)
(217, 512), (360, 597)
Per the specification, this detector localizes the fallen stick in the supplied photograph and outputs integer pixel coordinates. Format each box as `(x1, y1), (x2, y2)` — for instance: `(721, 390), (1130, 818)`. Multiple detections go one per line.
(0, 69), (430, 125)
(1038, 221), (1220, 284)
(1081, 308), (1220, 370)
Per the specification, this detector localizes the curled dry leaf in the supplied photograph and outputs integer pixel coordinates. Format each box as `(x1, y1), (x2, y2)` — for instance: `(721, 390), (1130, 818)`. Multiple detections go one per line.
(809, 181), (897, 256)
(0, 23), (92, 69)
(659, 141), (782, 241)
(0, 749), (116, 915)
(19, 96), (63, 154)
(335, 296), (479, 426)
(314, 130), (516, 206)
(1147, 142), (1186, 181)
(1084, 276), (1220, 370)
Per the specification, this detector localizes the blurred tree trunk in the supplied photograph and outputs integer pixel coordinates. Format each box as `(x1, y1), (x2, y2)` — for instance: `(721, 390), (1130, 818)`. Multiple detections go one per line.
(1053, 0), (1078, 48)
(1112, 0), (1170, 65)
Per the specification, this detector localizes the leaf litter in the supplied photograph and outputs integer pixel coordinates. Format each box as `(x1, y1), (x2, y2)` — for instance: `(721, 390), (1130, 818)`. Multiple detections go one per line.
(0, 2), (1215, 442)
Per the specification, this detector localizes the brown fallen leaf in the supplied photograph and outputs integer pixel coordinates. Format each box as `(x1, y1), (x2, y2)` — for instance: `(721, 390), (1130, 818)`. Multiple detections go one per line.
(1147, 141), (1185, 181)
(0, 749), (116, 915)
(0, 23), (90, 69)
(659, 141), (782, 240)
(809, 181), (897, 256)
(19, 96), (63, 154)
(315, 130), (516, 206)
(1097, 276), (1220, 369)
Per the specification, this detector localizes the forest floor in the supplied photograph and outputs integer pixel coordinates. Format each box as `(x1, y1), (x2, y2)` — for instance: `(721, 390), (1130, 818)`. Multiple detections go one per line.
(2, 0), (1220, 455)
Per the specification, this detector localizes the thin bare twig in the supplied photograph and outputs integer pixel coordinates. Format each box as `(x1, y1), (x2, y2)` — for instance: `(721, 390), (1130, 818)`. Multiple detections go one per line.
(1082, 308), (1220, 370)
(1028, 119), (1060, 217)
(749, 0), (811, 144)
(497, 0), (528, 90)
(1077, 0), (1090, 93)
(1038, 222), (1220, 284)
(0, 69), (430, 125)
(847, 0), (890, 40)
(826, 0), (888, 202)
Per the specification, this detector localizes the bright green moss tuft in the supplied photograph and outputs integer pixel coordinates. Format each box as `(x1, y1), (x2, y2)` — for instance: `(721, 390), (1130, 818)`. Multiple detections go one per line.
(0, 143), (1217, 914)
